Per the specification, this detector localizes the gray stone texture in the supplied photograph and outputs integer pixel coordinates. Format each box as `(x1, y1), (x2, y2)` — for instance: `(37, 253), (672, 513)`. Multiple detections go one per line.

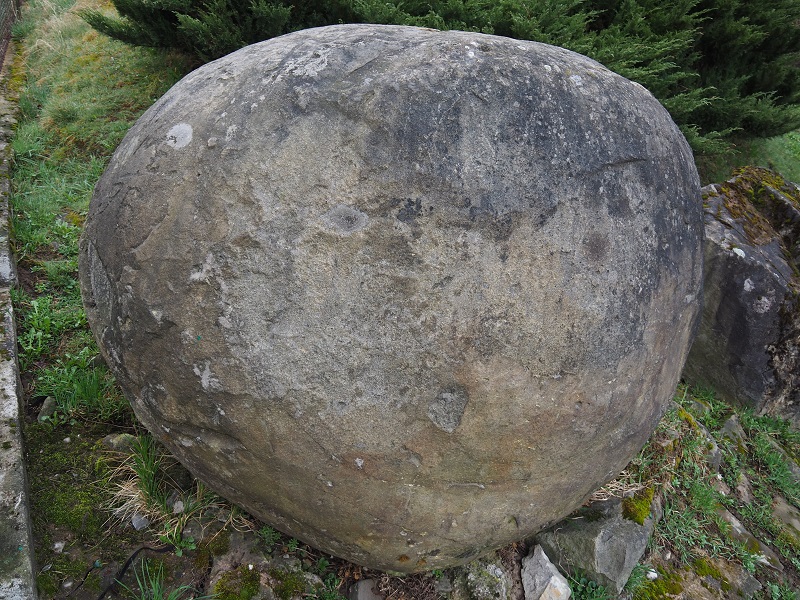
(535, 498), (655, 594)
(347, 579), (384, 600)
(683, 167), (800, 421)
(79, 25), (703, 572)
(716, 508), (783, 571)
(521, 546), (571, 600)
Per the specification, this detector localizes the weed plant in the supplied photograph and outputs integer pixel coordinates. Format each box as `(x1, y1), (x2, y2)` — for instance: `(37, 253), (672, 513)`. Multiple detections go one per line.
(119, 558), (214, 600)
(568, 572), (611, 600)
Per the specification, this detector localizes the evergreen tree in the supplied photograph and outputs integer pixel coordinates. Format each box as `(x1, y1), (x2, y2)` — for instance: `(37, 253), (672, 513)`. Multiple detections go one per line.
(80, 0), (800, 155)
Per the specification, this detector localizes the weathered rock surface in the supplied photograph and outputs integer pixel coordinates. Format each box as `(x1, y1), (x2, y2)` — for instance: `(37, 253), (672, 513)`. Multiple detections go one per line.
(535, 497), (656, 594)
(347, 579), (384, 600)
(521, 546), (571, 600)
(716, 508), (783, 571)
(79, 24), (702, 572)
(683, 167), (800, 421)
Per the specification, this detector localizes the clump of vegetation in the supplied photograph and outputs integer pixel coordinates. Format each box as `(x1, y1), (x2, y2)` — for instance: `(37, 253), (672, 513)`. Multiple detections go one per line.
(622, 487), (655, 526)
(270, 568), (306, 600)
(120, 558), (214, 600)
(632, 565), (683, 600)
(215, 565), (261, 600)
(568, 571), (611, 600)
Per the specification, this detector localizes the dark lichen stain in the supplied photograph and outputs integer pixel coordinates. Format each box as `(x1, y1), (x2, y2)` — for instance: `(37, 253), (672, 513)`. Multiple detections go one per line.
(583, 231), (610, 263)
(397, 198), (423, 223)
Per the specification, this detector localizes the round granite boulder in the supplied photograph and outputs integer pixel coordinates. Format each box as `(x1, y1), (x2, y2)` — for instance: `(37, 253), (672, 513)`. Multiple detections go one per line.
(80, 24), (703, 572)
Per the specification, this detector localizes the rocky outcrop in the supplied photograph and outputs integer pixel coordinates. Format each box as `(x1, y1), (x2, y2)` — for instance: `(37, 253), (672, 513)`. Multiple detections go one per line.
(79, 24), (703, 572)
(535, 497), (658, 594)
(683, 167), (800, 421)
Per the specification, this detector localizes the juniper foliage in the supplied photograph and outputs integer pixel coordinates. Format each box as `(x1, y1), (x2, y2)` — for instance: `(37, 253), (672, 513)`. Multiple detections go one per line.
(80, 0), (800, 155)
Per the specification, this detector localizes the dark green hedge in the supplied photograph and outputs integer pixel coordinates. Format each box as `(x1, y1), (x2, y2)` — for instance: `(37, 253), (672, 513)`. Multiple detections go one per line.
(80, 0), (800, 156)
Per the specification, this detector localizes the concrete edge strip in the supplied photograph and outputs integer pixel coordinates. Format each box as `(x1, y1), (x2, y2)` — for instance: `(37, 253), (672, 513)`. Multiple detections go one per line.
(0, 39), (39, 600)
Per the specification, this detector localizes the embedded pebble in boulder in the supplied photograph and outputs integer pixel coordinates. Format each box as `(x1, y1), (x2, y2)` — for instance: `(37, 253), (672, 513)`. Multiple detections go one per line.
(79, 24), (703, 572)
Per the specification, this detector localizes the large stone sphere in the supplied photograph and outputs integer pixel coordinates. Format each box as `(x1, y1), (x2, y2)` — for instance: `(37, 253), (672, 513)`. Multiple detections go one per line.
(79, 24), (703, 572)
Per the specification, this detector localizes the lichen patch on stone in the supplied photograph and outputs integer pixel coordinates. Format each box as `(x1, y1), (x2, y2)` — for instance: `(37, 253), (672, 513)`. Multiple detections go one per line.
(165, 123), (193, 149)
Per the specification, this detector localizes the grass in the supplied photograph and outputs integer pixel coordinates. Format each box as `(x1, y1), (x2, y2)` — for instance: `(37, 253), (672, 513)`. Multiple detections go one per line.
(698, 131), (800, 185)
(621, 386), (800, 598)
(119, 559), (214, 600)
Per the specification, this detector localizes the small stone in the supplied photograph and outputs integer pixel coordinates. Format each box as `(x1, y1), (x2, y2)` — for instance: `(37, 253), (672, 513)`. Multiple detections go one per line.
(101, 433), (138, 453)
(464, 557), (511, 600)
(716, 508), (783, 571)
(173, 499), (185, 514)
(536, 498), (653, 594)
(131, 512), (151, 531)
(772, 495), (800, 544)
(765, 437), (800, 484)
(434, 575), (453, 594)
(347, 579), (384, 600)
(720, 415), (748, 451)
(63, 437), (71, 444)
(697, 422), (722, 472)
(711, 475), (730, 496)
(736, 472), (754, 504)
(646, 570), (658, 581)
(52, 541), (65, 554)
(37, 396), (56, 422)
(522, 545), (571, 600)
(689, 399), (711, 415)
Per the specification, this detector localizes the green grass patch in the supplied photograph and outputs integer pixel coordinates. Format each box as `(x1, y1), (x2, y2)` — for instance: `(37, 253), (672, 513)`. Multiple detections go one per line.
(699, 130), (800, 185)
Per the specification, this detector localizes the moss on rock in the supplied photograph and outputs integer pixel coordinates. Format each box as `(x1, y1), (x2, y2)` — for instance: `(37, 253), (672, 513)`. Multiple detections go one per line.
(214, 564), (261, 600)
(623, 488), (655, 525)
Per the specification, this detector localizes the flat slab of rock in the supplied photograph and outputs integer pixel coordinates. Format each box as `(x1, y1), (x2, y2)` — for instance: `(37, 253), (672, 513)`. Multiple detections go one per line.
(80, 24), (703, 571)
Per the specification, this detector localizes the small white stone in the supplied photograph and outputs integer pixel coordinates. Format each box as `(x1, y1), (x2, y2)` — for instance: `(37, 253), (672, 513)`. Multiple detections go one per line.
(733, 247), (746, 258)
(53, 541), (65, 553)
(63, 437), (71, 444)
(646, 570), (658, 581)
